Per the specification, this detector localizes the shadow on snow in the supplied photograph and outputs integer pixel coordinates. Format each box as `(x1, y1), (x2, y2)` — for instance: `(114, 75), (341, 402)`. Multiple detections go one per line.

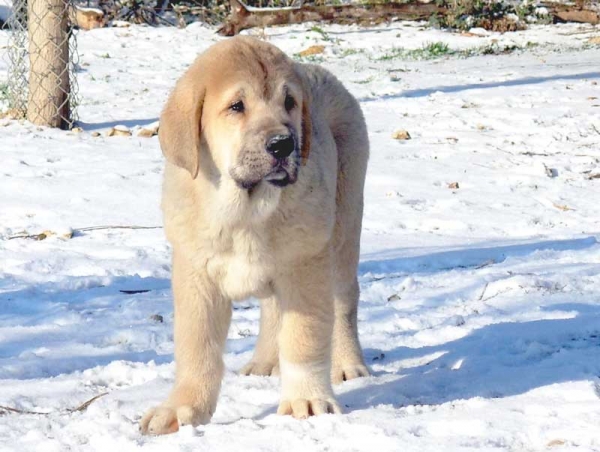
(359, 71), (600, 102)
(343, 311), (600, 411)
(1, 236), (598, 415)
(359, 236), (597, 275)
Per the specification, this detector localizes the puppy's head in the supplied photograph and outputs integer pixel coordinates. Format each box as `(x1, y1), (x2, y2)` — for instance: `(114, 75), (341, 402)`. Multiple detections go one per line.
(159, 37), (311, 192)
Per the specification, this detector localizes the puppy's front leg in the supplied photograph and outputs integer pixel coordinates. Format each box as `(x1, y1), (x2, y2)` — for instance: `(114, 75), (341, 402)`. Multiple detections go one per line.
(276, 254), (341, 418)
(140, 251), (231, 435)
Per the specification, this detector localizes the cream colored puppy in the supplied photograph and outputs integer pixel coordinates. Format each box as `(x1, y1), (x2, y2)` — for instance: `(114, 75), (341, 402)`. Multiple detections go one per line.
(140, 36), (370, 435)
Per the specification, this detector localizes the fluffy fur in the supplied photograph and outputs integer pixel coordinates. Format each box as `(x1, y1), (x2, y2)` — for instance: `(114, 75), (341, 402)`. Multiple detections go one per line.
(140, 36), (370, 435)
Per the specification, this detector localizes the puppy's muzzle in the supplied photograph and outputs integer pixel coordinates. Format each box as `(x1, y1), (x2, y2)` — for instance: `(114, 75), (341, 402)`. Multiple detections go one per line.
(230, 132), (299, 191)
(263, 133), (297, 188)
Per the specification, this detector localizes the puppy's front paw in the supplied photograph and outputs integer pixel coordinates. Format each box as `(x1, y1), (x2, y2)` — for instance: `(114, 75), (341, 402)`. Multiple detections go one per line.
(140, 404), (211, 435)
(139, 384), (215, 436)
(240, 360), (280, 377)
(277, 397), (342, 419)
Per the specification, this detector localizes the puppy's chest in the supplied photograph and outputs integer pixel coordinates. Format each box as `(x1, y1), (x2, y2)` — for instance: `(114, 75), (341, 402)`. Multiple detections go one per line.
(204, 231), (274, 301)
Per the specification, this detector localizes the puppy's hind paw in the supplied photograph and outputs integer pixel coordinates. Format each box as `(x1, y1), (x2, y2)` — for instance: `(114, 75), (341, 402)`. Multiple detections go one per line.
(331, 363), (370, 384)
(240, 360), (280, 377)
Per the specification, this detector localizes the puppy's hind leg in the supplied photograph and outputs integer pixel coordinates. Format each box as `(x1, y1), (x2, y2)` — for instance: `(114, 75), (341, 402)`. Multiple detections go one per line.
(322, 69), (369, 384)
(331, 274), (370, 384)
(240, 296), (280, 376)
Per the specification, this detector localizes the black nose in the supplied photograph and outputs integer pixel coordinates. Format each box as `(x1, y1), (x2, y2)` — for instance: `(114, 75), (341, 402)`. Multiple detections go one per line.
(266, 134), (295, 159)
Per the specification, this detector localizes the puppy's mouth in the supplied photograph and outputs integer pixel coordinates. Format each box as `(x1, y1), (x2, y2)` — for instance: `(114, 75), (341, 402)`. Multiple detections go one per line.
(264, 166), (292, 187)
(231, 156), (298, 192)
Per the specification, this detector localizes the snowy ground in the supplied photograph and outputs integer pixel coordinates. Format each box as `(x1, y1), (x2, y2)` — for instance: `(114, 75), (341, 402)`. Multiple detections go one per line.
(1, 20), (600, 451)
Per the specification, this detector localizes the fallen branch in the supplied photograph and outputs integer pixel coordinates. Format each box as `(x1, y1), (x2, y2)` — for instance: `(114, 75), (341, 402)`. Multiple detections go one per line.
(7, 225), (162, 241)
(7, 231), (60, 241)
(218, 0), (443, 36)
(70, 392), (109, 413)
(478, 282), (489, 301)
(0, 392), (108, 416)
(0, 405), (49, 415)
(218, 0), (600, 36)
(75, 225), (162, 233)
(543, 1), (600, 25)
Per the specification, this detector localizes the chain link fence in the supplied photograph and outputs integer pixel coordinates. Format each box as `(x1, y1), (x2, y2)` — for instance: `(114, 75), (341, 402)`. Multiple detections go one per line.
(6, 0), (79, 129)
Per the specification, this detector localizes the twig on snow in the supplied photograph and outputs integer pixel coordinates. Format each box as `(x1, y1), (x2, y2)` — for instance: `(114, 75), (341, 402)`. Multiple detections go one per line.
(69, 392), (109, 413)
(75, 225), (162, 233)
(0, 392), (109, 416)
(481, 287), (513, 303)
(6, 231), (54, 241)
(475, 260), (496, 269)
(478, 282), (489, 302)
(6, 225), (163, 240)
(0, 405), (49, 415)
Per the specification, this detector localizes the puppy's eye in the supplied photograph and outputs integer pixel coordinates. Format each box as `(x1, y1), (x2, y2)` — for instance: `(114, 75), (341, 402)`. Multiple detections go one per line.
(284, 94), (296, 111)
(230, 100), (245, 113)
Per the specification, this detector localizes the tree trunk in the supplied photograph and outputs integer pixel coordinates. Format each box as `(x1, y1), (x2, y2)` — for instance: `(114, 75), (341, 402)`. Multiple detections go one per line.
(28, 0), (71, 129)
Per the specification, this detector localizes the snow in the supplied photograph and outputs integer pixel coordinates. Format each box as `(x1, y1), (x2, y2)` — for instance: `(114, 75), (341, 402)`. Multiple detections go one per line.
(1, 20), (600, 451)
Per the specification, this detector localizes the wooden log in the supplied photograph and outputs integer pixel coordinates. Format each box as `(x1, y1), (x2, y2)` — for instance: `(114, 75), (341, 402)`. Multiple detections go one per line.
(218, 0), (444, 36)
(544, 2), (600, 25)
(27, 0), (71, 129)
(218, 0), (600, 36)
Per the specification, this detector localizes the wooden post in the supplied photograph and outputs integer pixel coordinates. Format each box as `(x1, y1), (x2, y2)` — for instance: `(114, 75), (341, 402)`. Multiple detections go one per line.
(27, 0), (71, 129)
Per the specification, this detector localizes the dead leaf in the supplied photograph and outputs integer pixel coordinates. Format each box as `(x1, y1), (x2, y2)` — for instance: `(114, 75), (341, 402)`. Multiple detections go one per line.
(553, 203), (574, 211)
(448, 182), (460, 189)
(547, 439), (566, 447)
(137, 128), (155, 138)
(392, 129), (411, 140)
(149, 314), (164, 323)
(137, 123), (159, 138)
(587, 36), (600, 45)
(106, 126), (131, 137)
(299, 45), (325, 57)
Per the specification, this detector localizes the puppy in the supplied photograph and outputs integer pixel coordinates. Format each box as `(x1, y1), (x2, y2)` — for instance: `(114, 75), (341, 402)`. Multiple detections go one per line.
(140, 36), (370, 435)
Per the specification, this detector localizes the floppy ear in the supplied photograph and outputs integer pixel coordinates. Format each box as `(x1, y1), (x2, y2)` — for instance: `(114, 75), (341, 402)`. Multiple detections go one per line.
(300, 88), (312, 166)
(158, 72), (205, 178)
